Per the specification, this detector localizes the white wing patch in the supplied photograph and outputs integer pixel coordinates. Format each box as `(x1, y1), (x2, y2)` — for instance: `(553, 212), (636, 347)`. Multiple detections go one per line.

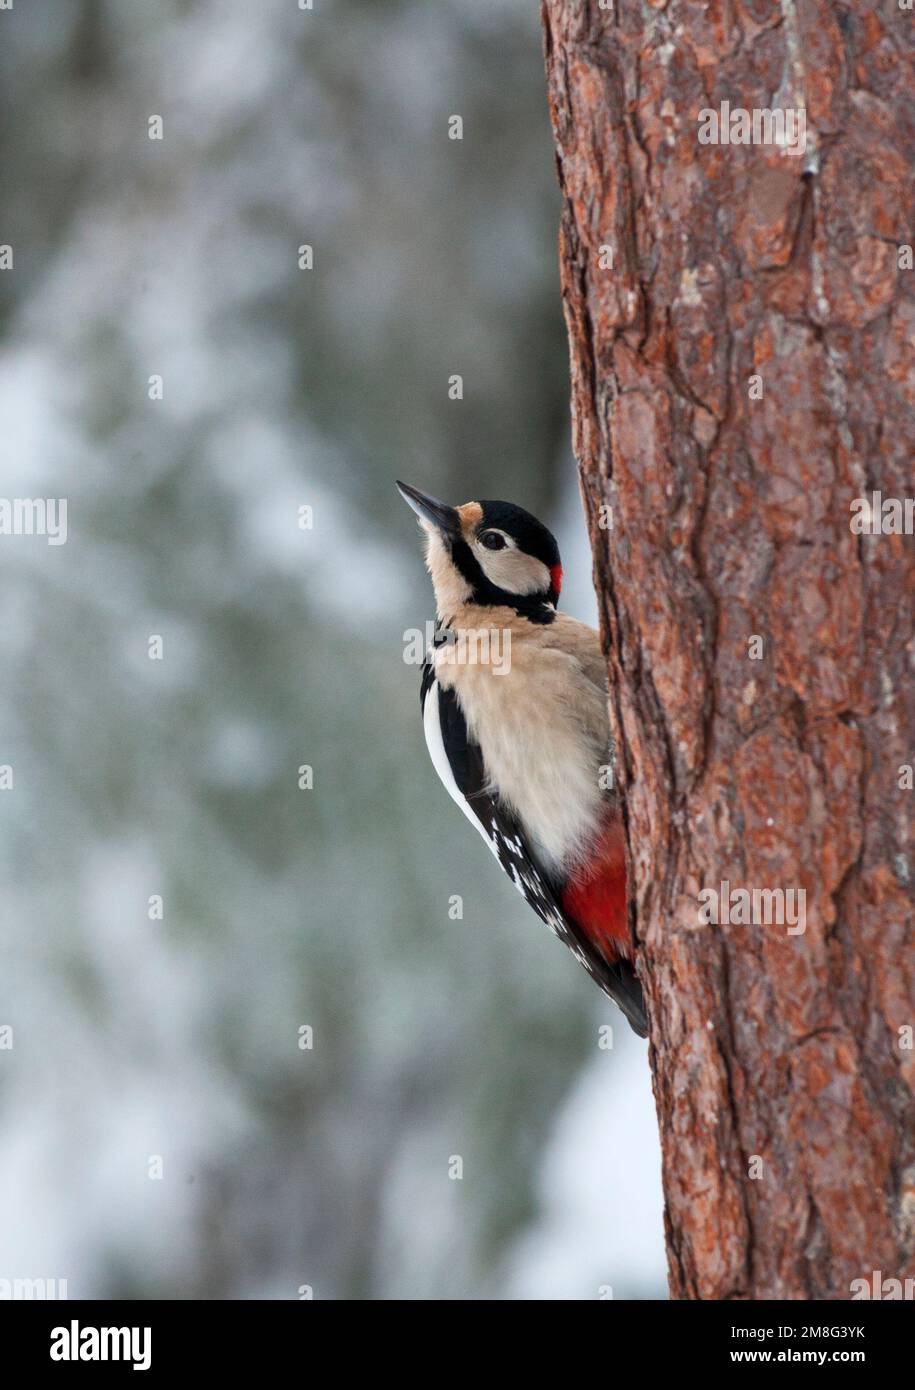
(424, 675), (571, 945)
(423, 677), (499, 856)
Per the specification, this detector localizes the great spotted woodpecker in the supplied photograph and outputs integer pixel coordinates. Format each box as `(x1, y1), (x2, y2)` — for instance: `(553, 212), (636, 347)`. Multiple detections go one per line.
(397, 481), (648, 1037)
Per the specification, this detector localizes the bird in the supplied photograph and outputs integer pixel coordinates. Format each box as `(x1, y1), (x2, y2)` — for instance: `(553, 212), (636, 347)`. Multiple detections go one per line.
(396, 480), (648, 1037)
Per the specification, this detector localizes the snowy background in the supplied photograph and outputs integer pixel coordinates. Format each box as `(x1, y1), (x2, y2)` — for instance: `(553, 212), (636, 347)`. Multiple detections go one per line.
(0, 0), (665, 1299)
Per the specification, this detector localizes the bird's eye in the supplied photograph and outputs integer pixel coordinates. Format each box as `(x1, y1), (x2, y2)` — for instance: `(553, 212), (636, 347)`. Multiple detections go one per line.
(480, 531), (507, 551)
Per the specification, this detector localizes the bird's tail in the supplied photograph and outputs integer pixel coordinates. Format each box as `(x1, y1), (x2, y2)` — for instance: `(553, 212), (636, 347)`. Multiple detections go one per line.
(605, 957), (648, 1038)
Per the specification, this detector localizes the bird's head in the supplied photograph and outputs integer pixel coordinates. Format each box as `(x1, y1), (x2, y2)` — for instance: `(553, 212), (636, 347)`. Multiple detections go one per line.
(397, 481), (562, 623)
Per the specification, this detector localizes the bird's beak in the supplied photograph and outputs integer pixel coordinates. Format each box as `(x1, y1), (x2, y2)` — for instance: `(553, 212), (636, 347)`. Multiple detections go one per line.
(395, 481), (461, 539)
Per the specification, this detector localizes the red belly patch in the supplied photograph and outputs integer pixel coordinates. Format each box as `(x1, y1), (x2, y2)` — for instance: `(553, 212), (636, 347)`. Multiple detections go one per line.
(561, 817), (630, 961)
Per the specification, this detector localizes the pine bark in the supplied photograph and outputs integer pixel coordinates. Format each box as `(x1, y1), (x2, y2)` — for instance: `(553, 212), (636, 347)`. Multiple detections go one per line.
(541, 0), (915, 1300)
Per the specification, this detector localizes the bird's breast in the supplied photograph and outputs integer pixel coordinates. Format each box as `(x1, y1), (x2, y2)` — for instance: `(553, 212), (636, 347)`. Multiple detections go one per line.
(434, 634), (611, 876)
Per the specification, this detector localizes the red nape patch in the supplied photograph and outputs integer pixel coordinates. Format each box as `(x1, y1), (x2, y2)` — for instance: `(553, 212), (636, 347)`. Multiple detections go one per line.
(550, 563), (563, 596)
(561, 817), (630, 961)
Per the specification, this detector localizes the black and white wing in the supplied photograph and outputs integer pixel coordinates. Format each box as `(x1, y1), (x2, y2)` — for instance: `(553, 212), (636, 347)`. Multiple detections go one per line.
(420, 655), (647, 1036)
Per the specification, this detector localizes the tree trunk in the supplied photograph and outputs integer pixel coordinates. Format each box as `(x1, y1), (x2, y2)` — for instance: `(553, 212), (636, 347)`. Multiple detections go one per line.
(541, 0), (915, 1300)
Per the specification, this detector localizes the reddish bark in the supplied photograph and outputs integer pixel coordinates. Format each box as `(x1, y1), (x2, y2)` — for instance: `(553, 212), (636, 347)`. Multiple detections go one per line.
(542, 0), (915, 1299)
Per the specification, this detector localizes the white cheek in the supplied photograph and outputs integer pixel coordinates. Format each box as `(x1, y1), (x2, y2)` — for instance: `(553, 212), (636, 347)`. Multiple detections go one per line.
(475, 546), (551, 595)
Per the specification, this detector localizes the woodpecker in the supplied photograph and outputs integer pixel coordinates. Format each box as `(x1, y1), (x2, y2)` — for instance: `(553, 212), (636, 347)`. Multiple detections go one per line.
(397, 481), (647, 1037)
